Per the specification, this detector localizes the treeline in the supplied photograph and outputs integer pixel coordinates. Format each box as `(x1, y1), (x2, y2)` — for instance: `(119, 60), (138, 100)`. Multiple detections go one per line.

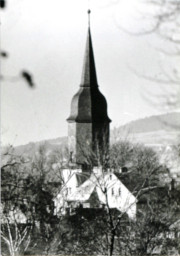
(1, 141), (180, 256)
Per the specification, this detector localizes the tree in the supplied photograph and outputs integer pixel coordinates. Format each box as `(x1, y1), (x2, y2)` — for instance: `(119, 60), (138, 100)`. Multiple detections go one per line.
(1, 145), (60, 255)
(2, 139), (179, 256)
(1, 210), (32, 256)
(56, 137), (175, 256)
(137, 0), (179, 111)
(1, 147), (33, 256)
(108, 139), (180, 256)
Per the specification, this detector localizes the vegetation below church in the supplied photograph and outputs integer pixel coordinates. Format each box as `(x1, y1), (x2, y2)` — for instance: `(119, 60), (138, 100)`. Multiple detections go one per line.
(1, 140), (180, 256)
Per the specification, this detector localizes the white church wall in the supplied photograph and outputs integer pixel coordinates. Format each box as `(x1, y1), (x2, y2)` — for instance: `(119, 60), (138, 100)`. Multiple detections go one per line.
(53, 170), (137, 219)
(96, 173), (137, 219)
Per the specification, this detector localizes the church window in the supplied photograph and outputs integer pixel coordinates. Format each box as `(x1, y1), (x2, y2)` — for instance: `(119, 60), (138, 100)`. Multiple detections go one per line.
(112, 188), (114, 196)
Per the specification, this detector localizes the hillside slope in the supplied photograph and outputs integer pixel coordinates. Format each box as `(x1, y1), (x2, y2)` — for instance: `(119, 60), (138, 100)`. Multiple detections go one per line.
(113, 112), (180, 145)
(13, 137), (68, 157)
(119, 112), (180, 134)
(3, 112), (179, 157)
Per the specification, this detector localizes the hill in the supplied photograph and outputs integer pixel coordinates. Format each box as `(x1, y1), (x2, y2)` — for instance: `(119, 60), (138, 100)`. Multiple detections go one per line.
(119, 112), (180, 133)
(2, 112), (179, 157)
(114, 112), (180, 146)
(12, 137), (68, 157)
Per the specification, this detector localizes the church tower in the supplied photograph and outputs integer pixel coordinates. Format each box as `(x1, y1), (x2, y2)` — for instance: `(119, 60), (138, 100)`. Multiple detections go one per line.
(67, 11), (111, 167)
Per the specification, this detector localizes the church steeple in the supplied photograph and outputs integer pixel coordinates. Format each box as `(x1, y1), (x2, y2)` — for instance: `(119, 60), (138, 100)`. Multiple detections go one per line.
(67, 10), (111, 166)
(80, 10), (98, 88)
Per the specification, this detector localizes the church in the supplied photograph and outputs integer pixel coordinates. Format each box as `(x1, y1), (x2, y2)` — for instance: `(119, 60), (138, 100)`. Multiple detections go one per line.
(54, 11), (137, 220)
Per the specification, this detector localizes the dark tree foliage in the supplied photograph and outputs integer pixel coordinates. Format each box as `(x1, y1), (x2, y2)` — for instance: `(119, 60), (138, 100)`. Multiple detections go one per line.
(1, 141), (180, 256)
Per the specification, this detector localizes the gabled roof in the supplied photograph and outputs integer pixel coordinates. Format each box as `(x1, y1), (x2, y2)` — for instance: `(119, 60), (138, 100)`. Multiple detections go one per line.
(67, 173), (97, 202)
(67, 172), (136, 203)
(57, 171), (137, 219)
(76, 172), (90, 186)
(114, 172), (136, 194)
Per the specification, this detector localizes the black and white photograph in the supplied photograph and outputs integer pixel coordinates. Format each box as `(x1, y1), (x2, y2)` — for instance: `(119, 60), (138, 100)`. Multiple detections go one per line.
(1, 0), (180, 255)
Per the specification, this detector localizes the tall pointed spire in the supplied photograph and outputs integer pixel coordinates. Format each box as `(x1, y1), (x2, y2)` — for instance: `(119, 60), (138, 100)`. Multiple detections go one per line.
(80, 10), (98, 88)
(67, 10), (111, 166)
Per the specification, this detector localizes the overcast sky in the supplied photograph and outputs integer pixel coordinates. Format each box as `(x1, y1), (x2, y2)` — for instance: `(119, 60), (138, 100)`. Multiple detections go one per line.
(1, 0), (179, 146)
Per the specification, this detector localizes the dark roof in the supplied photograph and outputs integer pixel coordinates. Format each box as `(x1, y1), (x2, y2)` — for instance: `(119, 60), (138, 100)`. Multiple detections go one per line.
(76, 172), (90, 186)
(114, 172), (170, 201)
(114, 172), (136, 193)
(67, 28), (111, 123)
(66, 173), (97, 202)
(80, 28), (98, 88)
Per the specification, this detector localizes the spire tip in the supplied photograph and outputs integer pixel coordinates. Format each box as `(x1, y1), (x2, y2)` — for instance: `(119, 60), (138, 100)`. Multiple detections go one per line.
(87, 9), (91, 27)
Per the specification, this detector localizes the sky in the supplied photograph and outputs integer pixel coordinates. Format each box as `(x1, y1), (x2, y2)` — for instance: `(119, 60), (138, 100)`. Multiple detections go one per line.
(1, 0), (179, 146)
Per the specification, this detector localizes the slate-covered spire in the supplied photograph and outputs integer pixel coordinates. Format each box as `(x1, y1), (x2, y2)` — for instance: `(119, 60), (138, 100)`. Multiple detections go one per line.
(80, 10), (98, 88)
(67, 10), (111, 166)
(67, 9), (111, 123)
